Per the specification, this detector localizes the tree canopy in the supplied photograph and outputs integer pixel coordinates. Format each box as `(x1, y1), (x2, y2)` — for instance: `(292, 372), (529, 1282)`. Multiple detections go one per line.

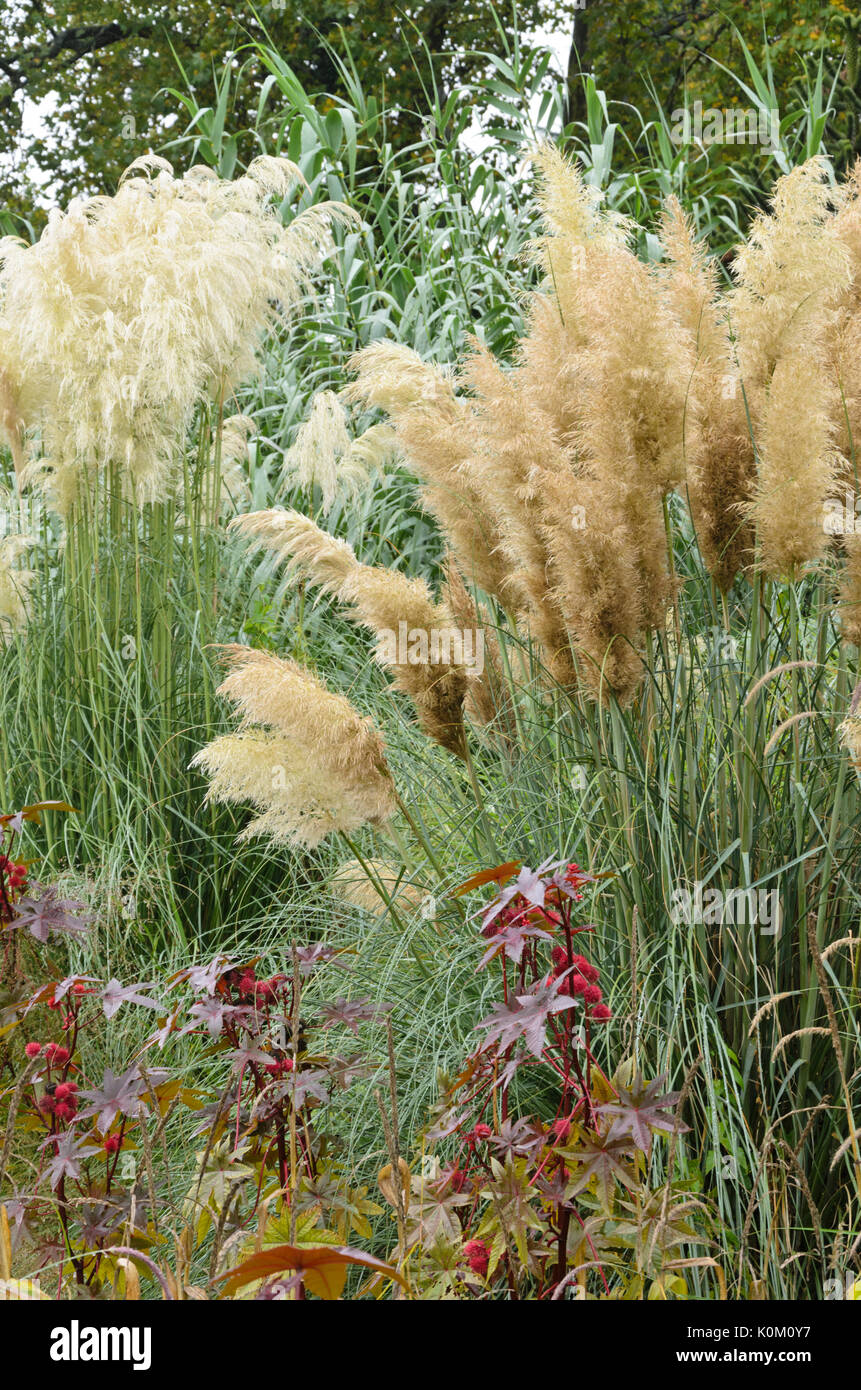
(0, 1), (568, 214)
(0, 1), (855, 221)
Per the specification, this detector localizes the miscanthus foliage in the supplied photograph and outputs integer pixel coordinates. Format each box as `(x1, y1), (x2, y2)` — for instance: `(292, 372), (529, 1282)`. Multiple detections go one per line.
(0, 155), (353, 515)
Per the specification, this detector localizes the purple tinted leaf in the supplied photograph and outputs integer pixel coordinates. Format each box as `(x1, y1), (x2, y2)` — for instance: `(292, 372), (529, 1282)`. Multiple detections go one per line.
(13, 886), (92, 943)
(186, 998), (249, 1038)
(294, 944), (346, 976)
(568, 1134), (639, 1207)
(477, 857), (561, 928)
(171, 956), (235, 996)
(284, 1068), (330, 1109)
(477, 921), (552, 969)
(598, 1074), (685, 1152)
(101, 978), (161, 1020)
(40, 1131), (99, 1190)
(488, 1117), (544, 1159)
(228, 1045), (273, 1074)
(476, 975), (577, 1058)
(317, 996), (382, 1036)
(78, 1067), (151, 1130)
(327, 1053), (371, 1090)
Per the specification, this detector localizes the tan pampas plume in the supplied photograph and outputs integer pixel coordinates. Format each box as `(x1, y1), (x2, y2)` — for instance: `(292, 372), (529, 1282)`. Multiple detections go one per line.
(344, 342), (511, 603)
(730, 158), (849, 399)
(494, 151), (649, 697)
(0, 155), (355, 514)
(657, 198), (755, 590)
(441, 555), (510, 735)
(726, 160), (849, 578)
(527, 149), (690, 676)
(233, 506), (358, 596)
(457, 342), (577, 685)
(232, 508), (471, 756)
(526, 143), (631, 289)
(540, 471), (646, 703)
(752, 352), (840, 577)
(347, 563), (470, 757)
(516, 144), (629, 448)
(568, 235), (692, 524)
(190, 645), (395, 848)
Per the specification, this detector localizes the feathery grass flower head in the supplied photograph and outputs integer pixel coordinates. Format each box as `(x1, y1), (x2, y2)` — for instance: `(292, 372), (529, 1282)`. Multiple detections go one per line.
(730, 158), (850, 397)
(0, 155), (354, 514)
(329, 859), (426, 914)
(279, 390), (352, 511)
(344, 342), (510, 604)
(280, 391), (390, 513)
(0, 533), (36, 641)
(233, 508), (471, 756)
(191, 645), (395, 848)
(839, 713), (861, 768)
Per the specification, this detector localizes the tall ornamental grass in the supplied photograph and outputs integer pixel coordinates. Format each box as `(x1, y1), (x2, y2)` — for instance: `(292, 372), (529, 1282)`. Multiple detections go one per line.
(194, 151), (861, 1297)
(0, 156), (352, 943)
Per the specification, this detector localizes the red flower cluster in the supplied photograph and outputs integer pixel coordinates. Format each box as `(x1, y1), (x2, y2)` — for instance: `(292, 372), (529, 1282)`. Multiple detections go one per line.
(562, 861), (590, 898)
(0, 854), (27, 893)
(465, 1122), (492, 1146)
(39, 1079), (79, 1123)
(551, 947), (612, 1023)
(43, 1043), (71, 1067)
(264, 1058), (294, 1077)
(463, 1238), (490, 1278)
(226, 966), (284, 1002)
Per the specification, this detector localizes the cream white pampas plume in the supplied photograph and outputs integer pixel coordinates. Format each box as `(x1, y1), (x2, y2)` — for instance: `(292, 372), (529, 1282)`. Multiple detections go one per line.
(0, 155), (355, 514)
(232, 508), (471, 756)
(191, 645), (396, 848)
(329, 858), (427, 914)
(0, 534), (36, 641)
(278, 390), (389, 512)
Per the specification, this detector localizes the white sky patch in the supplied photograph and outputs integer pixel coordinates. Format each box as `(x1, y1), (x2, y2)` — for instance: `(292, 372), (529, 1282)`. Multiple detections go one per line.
(459, 23), (571, 155)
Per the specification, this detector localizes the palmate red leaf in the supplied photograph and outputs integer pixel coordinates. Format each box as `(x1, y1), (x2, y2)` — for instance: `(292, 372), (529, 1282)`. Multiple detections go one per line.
(215, 1243), (408, 1299)
(449, 861), (522, 898)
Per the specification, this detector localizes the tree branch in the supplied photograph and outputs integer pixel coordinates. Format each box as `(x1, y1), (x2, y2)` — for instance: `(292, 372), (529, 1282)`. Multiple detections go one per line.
(1, 18), (157, 104)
